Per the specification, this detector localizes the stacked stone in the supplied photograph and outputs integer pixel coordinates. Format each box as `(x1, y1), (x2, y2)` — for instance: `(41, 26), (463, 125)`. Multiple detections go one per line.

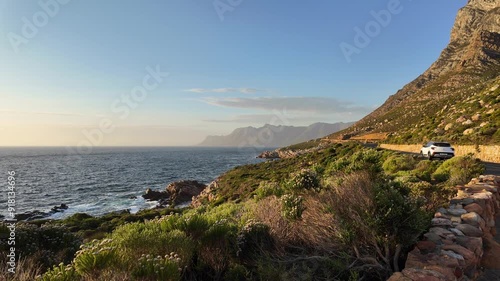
(388, 175), (500, 281)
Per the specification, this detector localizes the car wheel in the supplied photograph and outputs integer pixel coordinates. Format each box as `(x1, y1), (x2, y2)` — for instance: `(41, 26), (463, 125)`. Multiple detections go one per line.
(428, 152), (433, 160)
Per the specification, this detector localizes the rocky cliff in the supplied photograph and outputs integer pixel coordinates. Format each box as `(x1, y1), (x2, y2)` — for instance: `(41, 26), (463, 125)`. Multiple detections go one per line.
(328, 0), (500, 145)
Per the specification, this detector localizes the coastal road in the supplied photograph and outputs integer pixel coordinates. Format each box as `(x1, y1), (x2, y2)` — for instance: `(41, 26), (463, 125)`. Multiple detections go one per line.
(484, 162), (500, 176)
(375, 146), (500, 176)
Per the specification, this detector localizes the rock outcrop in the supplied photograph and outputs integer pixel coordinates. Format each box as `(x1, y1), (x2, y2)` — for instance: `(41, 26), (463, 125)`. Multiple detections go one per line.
(143, 180), (206, 206)
(191, 180), (219, 208)
(388, 175), (500, 281)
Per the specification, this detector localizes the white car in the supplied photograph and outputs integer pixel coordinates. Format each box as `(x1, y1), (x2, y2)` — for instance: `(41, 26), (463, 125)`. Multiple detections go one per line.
(420, 141), (455, 160)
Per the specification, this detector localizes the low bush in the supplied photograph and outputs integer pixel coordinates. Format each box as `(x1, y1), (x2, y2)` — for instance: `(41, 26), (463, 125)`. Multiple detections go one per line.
(382, 154), (417, 174)
(133, 253), (182, 281)
(412, 160), (442, 182)
(236, 220), (273, 261)
(0, 223), (81, 270)
(285, 169), (320, 193)
(280, 194), (306, 220)
(255, 181), (284, 200)
(324, 172), (429, 279)
(432, 154), (484, 185)
(73, 239), (118, 276)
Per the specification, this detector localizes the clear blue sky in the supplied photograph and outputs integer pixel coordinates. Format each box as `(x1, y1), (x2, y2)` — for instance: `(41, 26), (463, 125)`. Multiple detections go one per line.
(0, 0), (466, 146)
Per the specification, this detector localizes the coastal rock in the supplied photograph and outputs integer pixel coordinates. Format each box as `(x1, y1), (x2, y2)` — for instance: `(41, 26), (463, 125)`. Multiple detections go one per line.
(51, 204), (69, 213)
(143, 188), (169, 201)
(257, 150), (280, 159)
(143, 180), (206, 206)
(15, 211), (49, 221)
(166, 180), (206, 204)
(192, 180), (220, 207)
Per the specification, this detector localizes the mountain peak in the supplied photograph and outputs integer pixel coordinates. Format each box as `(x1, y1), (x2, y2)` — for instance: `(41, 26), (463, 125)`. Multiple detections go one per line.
(326, 0), (500, 144)
(467, 0), (500, 11)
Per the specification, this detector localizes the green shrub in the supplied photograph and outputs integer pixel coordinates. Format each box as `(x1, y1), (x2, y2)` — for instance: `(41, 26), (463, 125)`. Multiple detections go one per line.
(326, 172), (429, 276)
(280, 194), (305, 220)
(38, 263), (79, 281)
(255, 181), (284, 200)
(0, 223), (81, 270)
(110, 219), (195, 267)
(432, 154), (484, 185)
(133, 252), (182, 281)
(73, 238), (118, 275)
(237, 220), (273, 260)
(326, 149), (384, 176)
(198, 220), (238, 276)
(413, 160), (442, 182)
(285, 169), (320, 193)
(382, 154), (416, 174)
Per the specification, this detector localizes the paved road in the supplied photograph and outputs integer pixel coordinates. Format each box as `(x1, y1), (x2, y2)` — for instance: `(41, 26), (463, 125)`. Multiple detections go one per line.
(484, 162), (500, 176)
(382, 147), (500, 176)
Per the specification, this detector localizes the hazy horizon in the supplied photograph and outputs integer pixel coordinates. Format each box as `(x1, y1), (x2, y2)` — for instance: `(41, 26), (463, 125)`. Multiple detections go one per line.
(1, 0), (466, 146)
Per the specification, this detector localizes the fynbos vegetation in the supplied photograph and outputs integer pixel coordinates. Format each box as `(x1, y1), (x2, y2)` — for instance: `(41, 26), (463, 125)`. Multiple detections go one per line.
(0, 142), (485, 280)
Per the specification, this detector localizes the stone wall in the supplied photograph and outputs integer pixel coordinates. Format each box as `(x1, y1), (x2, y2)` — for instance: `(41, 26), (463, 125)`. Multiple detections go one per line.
(379, 144), (500, 163)
(388, 175), (500, 281)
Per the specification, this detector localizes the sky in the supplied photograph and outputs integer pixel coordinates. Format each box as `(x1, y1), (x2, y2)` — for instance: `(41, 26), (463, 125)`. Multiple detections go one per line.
(0, 0), (467, 146)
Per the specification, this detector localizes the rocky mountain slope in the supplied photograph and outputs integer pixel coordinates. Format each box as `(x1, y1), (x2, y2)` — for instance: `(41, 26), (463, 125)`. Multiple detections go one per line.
(327, 0), (500, 145)
(199, 122), (353, 147)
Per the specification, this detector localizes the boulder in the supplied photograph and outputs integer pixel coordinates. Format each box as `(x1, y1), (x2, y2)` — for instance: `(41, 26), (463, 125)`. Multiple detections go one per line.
(463, 128), (475, 135)
(460, 212), (483, 227)
(166, 180), (206, 204)
(416, 240), (437, 254)
(464, 203), (484, 215)
(447, 208), (467, 216)
(455, 236), (483, 256)
(462, 119), (473, 125)
(51, 204), (68, 213)
(432, 218), (452, 227)
(480, 121), (489, 127)
(143, 188), (169, 201)
(401, 268), (449, 281)
(387, 272), (412, 281)
(442, 244), (477, 269)
(455, 224), (483, 237)
(15, 211), (49, 221)
(456, 115), (468, 123)
(257, 150), (280, 159)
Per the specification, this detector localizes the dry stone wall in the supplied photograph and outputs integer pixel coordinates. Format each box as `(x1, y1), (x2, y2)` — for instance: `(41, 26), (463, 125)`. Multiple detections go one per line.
(388, 175), (500, 281)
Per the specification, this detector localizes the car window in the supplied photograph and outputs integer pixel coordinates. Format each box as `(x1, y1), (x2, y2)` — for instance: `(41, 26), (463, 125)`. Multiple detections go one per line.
(434, 142), (451, 147)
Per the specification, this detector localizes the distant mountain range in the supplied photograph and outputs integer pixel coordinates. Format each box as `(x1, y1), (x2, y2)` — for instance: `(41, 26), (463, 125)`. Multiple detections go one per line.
(198, 122), (354, 147)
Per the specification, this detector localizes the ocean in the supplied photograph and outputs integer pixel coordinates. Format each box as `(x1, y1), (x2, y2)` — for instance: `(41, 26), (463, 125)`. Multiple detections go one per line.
(0, 147), (268, 219)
